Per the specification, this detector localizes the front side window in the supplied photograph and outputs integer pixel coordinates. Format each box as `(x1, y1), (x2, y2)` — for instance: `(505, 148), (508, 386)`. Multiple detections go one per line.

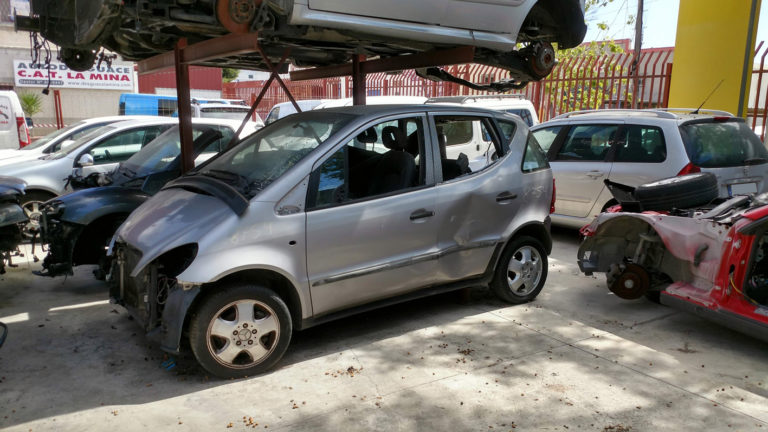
(310, 116), (426, 209)
(554, 125), (618, 161)
(87, 127), (166, 165)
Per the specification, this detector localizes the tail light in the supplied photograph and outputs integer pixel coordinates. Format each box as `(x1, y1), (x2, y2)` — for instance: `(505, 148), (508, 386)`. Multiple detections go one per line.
(16, 116), (30, 148)
(550, 178), (556, 214)
(676, 162), (700, 176)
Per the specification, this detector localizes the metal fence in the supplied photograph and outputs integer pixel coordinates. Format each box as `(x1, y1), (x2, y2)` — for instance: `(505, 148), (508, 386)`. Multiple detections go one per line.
(223, 46), (675, 122)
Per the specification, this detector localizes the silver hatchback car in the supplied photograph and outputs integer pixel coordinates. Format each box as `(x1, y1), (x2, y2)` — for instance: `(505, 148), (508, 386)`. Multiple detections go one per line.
(531, 109), (768, 228)
(109, 105), (554, 378)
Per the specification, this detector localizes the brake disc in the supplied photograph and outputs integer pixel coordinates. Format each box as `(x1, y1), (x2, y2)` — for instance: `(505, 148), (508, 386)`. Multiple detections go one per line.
(609, 263), (650, 300)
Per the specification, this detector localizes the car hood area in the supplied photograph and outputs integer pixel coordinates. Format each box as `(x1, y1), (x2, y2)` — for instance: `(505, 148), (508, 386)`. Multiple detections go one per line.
(114, 188), (240, 277)
(53, 186), (152, 225)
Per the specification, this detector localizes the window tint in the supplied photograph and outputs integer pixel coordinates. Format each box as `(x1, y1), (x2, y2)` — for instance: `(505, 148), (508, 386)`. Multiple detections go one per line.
(522, 133), (549, 172)
(555, 125), (618, 161)
(88, 128), (151, 165)
(613, 125), (666, 162)
(311, 116), (425, 208)
(505, 108), (534, 127)
(531, 126), (562, 152)
(680, 121), (768, 168)
(435, 115), (501, 180)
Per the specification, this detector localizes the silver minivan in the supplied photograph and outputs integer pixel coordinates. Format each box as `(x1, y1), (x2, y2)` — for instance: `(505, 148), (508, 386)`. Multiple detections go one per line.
(108, 105), (554, 378)
(532, 109), (768, 228)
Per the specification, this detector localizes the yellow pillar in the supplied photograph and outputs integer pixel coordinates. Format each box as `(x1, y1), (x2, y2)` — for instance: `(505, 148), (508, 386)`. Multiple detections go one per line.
(668, 0), (761, 117)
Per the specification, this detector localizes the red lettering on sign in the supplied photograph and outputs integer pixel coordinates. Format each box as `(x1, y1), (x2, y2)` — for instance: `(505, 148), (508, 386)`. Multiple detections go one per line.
(120, 75), (129, 82)
(89, 73), (103, 80)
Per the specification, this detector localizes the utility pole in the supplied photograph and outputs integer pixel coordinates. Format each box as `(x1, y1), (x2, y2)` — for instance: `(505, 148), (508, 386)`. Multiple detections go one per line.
(632, 0), (644, 108)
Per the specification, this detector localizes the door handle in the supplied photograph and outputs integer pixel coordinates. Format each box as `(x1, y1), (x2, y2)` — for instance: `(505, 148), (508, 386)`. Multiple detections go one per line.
(409, 209), (435, 221)
(586, 170), (604, 178)
(495, 192), (518, 203)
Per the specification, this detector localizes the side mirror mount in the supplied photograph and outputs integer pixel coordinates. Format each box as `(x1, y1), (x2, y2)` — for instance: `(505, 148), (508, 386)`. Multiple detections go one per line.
(78, 153), (94, 167)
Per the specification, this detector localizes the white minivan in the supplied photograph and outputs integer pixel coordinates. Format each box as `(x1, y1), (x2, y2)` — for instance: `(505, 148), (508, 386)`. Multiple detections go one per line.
(0, 90), (30, 150)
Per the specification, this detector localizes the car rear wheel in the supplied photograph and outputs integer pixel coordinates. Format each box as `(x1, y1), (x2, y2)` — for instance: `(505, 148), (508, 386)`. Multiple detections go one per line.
(189, 284), (292, 379)
(491, 236), (548, 304)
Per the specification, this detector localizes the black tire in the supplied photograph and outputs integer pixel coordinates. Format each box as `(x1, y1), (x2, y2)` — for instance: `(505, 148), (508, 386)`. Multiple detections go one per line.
(491, 236), (548, 304)
(60, 48), (96, 72)
(20, 191), (56, 239)
(189, 284), (292, 379)
(634, 172), (718, 211)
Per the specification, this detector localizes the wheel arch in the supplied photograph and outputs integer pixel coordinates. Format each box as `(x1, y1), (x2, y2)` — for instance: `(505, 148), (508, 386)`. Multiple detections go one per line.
(183, 268), (305, 338)
(507, 221), (552, 255)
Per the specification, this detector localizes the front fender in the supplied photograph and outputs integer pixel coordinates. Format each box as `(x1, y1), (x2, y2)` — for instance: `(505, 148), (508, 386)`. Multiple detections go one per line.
(56, 186), (150, 225)
(177, 245), (311, 319)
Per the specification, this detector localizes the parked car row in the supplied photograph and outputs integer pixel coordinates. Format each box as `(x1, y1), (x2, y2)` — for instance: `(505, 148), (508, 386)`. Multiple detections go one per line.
(3, 100), (768, 378)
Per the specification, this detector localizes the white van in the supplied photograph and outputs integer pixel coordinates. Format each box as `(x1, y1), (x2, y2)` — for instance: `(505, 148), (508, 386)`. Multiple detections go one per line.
(0, 90), (30, 150)
(426, 95), (539, 127)
(265, 99), (328, 124)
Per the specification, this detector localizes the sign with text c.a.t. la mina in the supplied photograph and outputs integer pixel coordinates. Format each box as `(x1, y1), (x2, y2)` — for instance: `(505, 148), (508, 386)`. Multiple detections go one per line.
(13, 60), (134, 91)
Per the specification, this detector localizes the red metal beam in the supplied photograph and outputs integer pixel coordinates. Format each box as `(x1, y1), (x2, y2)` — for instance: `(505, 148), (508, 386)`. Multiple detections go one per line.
(174, 38), (195, 174)
(289, 46), (476, 81)
(138, 33), (261, 75)
(352, 55), (366, 105)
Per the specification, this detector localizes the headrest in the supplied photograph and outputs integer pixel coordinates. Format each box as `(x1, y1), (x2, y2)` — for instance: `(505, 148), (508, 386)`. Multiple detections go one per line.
(357, 127), (377, 143)
(382, 126), (406, 151)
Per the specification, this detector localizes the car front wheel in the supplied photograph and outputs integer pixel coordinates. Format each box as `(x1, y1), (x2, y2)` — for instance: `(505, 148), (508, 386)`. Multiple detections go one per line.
(491, 236), (548, 304)
(189, 284), (292, 379)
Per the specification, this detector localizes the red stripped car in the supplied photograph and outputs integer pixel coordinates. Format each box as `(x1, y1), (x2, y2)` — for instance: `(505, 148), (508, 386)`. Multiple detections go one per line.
(577, 173), (768, 342)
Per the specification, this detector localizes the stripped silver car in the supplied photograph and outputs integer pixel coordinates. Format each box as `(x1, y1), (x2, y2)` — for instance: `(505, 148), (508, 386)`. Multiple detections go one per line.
(16, 0), (586, 90)
(109, 105), (554, 378)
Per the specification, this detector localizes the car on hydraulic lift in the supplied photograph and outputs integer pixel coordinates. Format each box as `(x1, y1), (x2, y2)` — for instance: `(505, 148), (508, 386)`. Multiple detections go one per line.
(14, 0), (586, 91)
(577, 173), (768, 343)
(38, 118), (259, 278)
(108, 104), (555, 378)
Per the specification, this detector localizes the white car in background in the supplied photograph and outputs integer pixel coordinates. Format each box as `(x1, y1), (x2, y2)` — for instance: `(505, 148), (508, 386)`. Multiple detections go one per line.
(0, 90), (30, 150)
(265, 99), (329, 125)
(531, 108), (768, 228)
(191, 103), (264, 127)
(426, 95), (539, 127)
(0, 115), (157, 167)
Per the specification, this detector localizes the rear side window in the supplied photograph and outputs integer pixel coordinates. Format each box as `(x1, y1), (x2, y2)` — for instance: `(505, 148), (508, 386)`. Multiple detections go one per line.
(522, 133), (549, 172)
(505, 108), (534, 127)
(613, 125), (666, 163)
(680, 121), (768, 167)
(554, 125), (618, 161)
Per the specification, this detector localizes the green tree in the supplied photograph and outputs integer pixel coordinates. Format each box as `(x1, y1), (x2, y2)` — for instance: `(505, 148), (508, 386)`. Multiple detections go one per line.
(19, 91), (43, 117)
(222, 68), (239, 83)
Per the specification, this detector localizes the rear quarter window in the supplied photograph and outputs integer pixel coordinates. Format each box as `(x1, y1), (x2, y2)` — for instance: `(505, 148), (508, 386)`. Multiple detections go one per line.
(522, 133), (549, 172)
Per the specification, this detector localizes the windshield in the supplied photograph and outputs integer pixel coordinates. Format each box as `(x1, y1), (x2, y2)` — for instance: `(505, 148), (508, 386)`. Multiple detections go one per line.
(680, 121), (768, 168)
(48, 125), (116, 159)
(194, 112), (354, 197)
(122, 124), (229, 177)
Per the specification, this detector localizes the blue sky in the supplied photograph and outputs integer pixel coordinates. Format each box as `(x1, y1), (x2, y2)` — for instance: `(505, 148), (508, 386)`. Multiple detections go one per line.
(584, 0), (768, 48)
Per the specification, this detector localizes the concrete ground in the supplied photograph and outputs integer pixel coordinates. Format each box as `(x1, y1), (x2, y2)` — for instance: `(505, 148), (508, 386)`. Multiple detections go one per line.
(0, 228), (767, 432)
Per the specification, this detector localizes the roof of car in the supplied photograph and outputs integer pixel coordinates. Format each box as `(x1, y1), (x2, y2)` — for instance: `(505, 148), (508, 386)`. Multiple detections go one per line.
(547, 108), (736, 124)
(315, 103), (517, 117)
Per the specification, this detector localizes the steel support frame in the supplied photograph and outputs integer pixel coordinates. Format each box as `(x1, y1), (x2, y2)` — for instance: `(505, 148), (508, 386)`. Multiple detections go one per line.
(138, 33), (305, 173)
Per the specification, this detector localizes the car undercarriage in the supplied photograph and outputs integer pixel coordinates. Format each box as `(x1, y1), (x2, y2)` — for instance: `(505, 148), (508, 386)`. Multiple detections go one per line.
(15, 0), (587, 90)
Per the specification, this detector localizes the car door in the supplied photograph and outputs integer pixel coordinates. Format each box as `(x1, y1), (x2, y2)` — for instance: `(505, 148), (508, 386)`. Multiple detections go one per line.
(305, 113), (441, 316)
(77, 125), (170, 176)
(544, 122), (622, 218)
(430, 113), (521, 281)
